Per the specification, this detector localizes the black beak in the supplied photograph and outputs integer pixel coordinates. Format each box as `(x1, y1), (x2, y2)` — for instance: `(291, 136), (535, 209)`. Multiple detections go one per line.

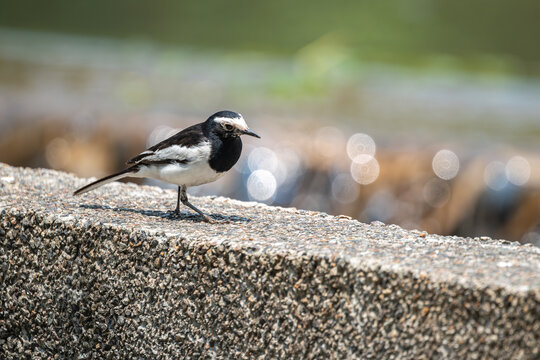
(242, 129), (261, 138)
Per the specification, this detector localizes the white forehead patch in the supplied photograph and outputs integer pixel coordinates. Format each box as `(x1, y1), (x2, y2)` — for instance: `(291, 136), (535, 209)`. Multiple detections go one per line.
(214, 116), (248, 130)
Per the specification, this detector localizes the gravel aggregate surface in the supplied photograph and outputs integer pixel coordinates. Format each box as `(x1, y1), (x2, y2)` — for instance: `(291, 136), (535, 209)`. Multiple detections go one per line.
(1, 163), (539, 359)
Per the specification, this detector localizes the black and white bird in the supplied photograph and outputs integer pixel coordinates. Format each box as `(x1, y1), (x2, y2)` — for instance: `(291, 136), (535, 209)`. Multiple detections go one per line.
(74, 110), (260, 222)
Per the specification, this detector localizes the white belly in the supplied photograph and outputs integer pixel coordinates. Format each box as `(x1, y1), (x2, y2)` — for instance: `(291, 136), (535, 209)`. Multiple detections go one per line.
(136, 160), (225, 187)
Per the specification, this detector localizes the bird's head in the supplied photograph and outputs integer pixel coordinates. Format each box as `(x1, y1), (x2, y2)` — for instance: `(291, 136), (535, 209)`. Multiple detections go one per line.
(206, 111), (260, 139)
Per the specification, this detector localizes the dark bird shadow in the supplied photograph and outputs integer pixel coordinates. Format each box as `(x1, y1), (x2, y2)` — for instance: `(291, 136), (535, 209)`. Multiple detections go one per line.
(79, 204), (251, 223)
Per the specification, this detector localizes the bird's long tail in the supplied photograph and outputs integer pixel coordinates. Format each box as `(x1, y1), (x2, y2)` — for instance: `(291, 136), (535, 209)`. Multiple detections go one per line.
(73, 166), (139, 196)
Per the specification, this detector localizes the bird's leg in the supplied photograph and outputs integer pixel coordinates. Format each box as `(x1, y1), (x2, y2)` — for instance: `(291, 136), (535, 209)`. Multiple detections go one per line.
(173, 185), (181, 216)
(179, 185), (214, 223)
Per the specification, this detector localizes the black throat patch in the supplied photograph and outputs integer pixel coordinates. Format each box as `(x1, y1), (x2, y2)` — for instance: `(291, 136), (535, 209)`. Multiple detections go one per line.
(208, 136), (243, 173)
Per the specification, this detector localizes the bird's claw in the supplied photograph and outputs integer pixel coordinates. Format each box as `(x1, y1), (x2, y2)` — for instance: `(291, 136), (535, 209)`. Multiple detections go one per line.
(201, 214), (215, 223)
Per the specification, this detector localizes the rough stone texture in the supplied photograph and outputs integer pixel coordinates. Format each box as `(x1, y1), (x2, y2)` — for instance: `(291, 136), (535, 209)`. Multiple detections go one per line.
(0, 163), (539, 359)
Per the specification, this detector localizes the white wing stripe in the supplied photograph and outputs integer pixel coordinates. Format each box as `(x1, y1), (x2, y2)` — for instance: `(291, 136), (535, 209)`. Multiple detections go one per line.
(139, 142), (212, 164)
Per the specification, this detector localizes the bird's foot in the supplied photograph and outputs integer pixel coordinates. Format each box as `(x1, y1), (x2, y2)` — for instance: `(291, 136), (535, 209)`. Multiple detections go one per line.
(168, 209), (181, 219)
(168, 206), (215, 223)
(201, 214), (215, 223)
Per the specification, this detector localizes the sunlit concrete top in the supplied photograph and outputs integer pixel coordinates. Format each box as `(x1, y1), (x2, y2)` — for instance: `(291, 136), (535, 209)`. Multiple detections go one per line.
(1, 163), (539, 358)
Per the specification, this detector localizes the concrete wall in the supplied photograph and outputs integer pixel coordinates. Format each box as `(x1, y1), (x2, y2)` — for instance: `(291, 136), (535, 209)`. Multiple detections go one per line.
(1, 163), (539, 359)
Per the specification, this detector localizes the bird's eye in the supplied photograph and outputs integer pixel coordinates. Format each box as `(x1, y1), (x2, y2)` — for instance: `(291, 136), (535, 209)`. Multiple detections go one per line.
(224, 124), (234, 131)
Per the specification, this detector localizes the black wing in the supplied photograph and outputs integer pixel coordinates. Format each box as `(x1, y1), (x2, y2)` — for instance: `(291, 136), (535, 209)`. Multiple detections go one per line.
(127, 123), (206, 165)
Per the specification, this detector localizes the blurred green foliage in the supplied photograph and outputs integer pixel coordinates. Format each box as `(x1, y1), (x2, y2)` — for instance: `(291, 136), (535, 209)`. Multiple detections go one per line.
(1, 0), (539, 75)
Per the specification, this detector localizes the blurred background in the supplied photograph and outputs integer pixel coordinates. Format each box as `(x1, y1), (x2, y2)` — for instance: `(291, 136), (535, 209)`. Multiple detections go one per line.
(1, 0), (540, 245)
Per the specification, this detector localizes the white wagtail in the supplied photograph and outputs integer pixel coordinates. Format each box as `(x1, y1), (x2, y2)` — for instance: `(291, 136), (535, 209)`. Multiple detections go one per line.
(74, 110), (260, 222)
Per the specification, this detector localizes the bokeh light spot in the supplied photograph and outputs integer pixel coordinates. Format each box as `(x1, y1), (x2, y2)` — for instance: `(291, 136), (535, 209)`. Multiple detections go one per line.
(274, 147), (302, 185)
(248, 147), (278, 173)
(346, 133), (376, 160)
(247, 169), (277, 201)
(331, 173), (359, 204)
(422, 178), (451, 208)
(350, 155), (380, 185)
(432, 149), (460, 180)
(506, 156), (530, 186)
